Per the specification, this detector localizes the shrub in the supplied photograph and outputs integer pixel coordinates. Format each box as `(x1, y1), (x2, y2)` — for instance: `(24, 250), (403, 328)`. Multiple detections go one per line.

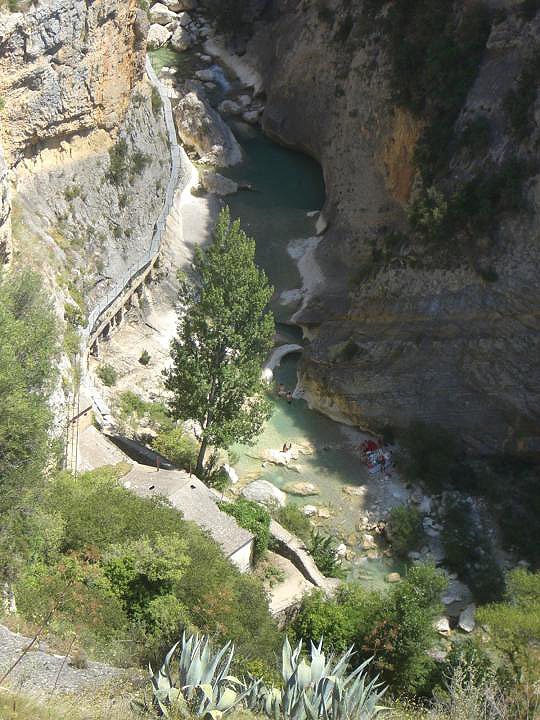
(63, 302), (85, 329)
(477, 568), (540, 662)
(107, 139), (129, 186)
(386, 504), (424, 558)
(458, 116), (491, 156)
(64, 184), (81, 201)
(38, 467), (282, 666)
(138, 349), (151, 365)
(308, 530), (343, 578)
(272, 504), (311, 543)
(152, 426), (199, 471)
(96, 363), (118, 386)
(219, 498), (270, 561)
(151, 86), (162, 115)
(292, 564), (447, 695)
(131, 150), (150, 175)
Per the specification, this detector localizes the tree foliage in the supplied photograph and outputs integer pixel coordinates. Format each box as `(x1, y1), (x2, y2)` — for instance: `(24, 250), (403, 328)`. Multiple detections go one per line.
(164, 208), (274, 474)
(292, 564), (447, 695)
(0, 270), (59, 581)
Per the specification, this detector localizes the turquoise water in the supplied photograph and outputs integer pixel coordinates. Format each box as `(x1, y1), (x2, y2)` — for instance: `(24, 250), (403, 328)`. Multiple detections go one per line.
(224, 126), (325, 321)
(166, 43), (401, 587)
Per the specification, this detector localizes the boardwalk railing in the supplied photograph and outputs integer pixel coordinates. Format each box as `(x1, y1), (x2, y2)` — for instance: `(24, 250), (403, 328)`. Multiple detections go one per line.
(79, 56), (191, 355)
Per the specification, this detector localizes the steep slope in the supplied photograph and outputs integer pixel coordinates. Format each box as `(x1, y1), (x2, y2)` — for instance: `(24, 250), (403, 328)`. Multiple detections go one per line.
(0, 0), (170, 342)
(247, 0), (540, 452)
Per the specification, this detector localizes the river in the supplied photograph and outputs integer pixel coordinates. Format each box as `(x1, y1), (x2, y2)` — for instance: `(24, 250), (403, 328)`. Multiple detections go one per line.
(149, 48), (405, 587)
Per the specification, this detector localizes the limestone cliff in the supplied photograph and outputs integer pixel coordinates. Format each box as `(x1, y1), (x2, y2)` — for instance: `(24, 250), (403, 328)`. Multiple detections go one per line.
(0, 0), (170, 336)
(247, 0), (540, 453)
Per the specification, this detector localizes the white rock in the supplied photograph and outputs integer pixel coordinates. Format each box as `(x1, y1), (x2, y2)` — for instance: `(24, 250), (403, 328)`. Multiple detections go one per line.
(150, 2), (177, 25)
(315, 213), (328, 235)
(162, 0), (195, 9)
(170, 25), (194, 51)
(283, 482), (320, 497)
(335, 543), (347, 558)
(218, 99), (243, 115)
(200, 54), (212, 63)
(242, 110), (259, 125)
(434, 617), (451, 636)
(242, 479), (286, 507)
(458, 604), (476, 633)
(303, 505), (318, 517)
(318, 508), (331, 519)
(204, 82), (217, 91)
(200, 170), (238, 196)
(261, 367), (273, 383)
(419, 496), (432, 514)
(386, 572), (401, 583)
(147, 23), (171, 49)
(222, 464), (238, 485)
(362, 534), (377, 550)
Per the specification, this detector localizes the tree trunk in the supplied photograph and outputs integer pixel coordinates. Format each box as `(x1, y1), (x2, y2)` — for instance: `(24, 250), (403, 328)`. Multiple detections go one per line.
(196, 437), (208, 477)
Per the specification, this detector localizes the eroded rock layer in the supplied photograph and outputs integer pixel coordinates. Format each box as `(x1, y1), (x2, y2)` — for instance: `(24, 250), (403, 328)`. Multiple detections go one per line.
(247, 0), (540, 452)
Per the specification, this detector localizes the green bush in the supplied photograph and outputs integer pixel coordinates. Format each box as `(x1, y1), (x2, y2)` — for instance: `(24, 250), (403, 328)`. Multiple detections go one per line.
(64, 184), (81, 201)
(152, 425), (199, 471)
(219, 498), (270, 562)
(139, 349), (151, 365)
(292, 564), (447, 695)
(272, 504), (311, 543)
(107, 139), (129, 186)
(308, 530), (343, 578)
(151, 86), (162, 115)
(96, 363), (118, 386)
(34, 467), (282, 666)
(64, 302), (85, 329)
(386, 504), (424, 557)
(131, 150), (150, 175)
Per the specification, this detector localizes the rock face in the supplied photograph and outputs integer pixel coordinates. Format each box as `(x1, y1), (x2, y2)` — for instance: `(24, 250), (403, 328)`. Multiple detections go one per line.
(174, 89), (242, 166)
(0, 0), (148, 163)
(247, 1), (540, 452)
(0, 0), (171, 334)
(200, 170), (238, 196)
(0, 146), (10, 264)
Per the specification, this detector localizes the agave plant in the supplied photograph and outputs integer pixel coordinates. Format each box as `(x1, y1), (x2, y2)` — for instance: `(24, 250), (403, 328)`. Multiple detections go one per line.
(247, 638), (386, 720)
(149, 632), (249, 718)
(151, 632), (386, 720)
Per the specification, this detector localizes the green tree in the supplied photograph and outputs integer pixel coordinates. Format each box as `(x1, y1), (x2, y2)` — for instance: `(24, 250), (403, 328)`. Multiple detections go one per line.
(164, 208), (274, 476)
(0, 270), (59, 582)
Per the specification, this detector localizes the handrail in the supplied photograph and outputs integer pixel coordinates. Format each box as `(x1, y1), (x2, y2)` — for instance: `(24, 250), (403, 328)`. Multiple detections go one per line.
(80, 55), (191, 353)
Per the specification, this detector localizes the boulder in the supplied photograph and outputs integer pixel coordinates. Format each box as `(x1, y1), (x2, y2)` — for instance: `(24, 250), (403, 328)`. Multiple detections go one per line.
(200, 170), (238, 196)
(434, 617), (451, 636)
(162, 0), (196, 9)
(204, 82), (217, 91)
(458, 604), (476, 633)
(362, 533), (377, 550)
(170, 25), (193, 52)
(176, 11), (192, 26)
(242, 479), (286, 508)
(386, 572), (401, 583)
(200, 54), (212, 63)
(283, 481), (320, 496)
(147, 23), (171, 49)
(149, 2), (177, 25)
(195, 68), (215, 82)
(174, 90), (242, 166)
(242, 110), (259, 125)
(343, 485), (368, 497)
(335, 543), (347, 558)
(218, 99), (243, 116)
(303, 505), (318, 517)
(238, 94), (252, 107)
(318, 508), (331, 519)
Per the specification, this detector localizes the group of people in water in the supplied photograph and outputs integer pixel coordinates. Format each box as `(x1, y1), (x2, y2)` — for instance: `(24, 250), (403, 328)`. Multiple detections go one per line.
(277, 383), (293, 404)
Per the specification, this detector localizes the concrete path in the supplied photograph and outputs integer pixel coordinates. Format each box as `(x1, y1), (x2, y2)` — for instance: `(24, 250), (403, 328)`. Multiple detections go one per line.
(76, 426), (130, 472)
(265, 551), (315, 615)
